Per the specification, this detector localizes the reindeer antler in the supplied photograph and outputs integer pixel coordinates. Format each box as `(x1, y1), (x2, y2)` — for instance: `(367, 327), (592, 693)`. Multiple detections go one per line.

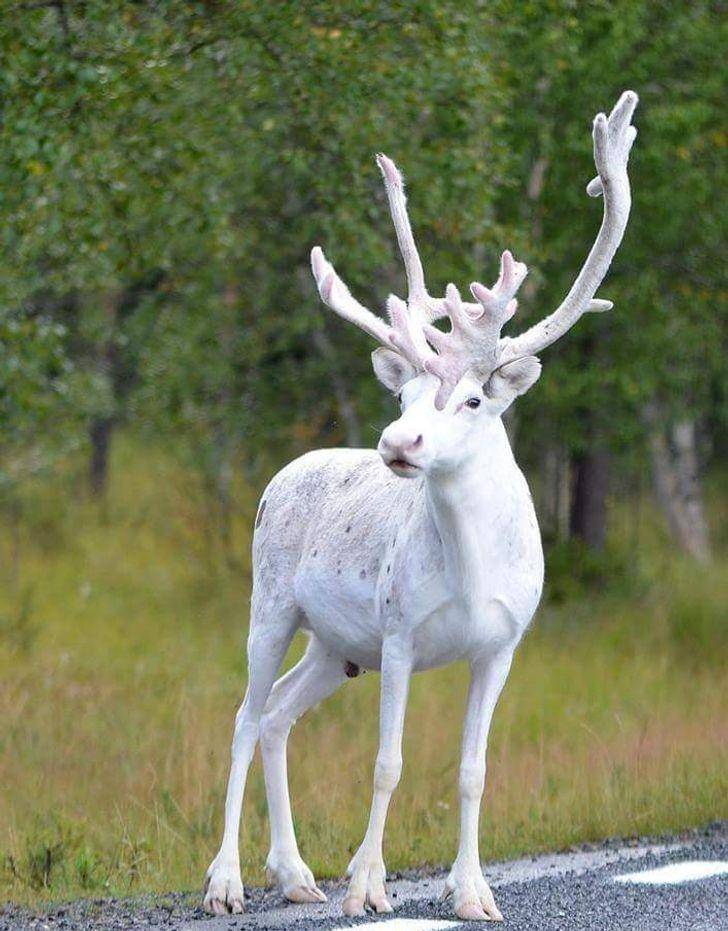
(422, 251), (528, 407)
(311, 157), (526, 406)
(311, 91), (638, 407)
(310, 246), (435, 372)
(386, 295), (436, 371)
(375, 154), (446, 324)
(500, 91), (638, 362)
(311, 246), (393, 346)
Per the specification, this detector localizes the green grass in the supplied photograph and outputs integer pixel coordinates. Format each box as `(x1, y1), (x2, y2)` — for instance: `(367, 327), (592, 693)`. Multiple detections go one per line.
(1, 436), (726, 904)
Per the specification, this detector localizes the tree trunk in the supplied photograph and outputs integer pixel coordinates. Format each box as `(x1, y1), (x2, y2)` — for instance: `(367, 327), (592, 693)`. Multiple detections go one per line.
(87, 273), (164, 496)
(644, 404), (710, 561)
(570, 448), (610, 550)
(88, 293), (120, 497)
(541, 442), (571, 541)
(89, 416), (114, 496)
(671, 420), (710, 557)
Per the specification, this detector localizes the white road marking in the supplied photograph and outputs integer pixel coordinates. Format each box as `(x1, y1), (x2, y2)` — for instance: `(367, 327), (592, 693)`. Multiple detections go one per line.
(330, 920), (457, 931)
(613, 860), (728, 885)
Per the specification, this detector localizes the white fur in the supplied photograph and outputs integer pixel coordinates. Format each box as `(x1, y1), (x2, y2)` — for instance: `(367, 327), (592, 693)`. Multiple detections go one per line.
(204, 372), (542, 922)
(203, 91), (637, 922)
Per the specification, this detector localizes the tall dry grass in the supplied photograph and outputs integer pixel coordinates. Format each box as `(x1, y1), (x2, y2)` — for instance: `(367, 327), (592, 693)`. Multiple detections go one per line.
(1, 437), (726, 903)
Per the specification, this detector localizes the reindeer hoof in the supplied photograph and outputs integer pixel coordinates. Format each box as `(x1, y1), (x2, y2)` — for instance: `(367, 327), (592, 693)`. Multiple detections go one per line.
(265, 851), (327, 905)
(455, 900), (490, 921)
(342, 895), (366, 917)
(203, 858), (245, 915)
(286, 884), (327, 904)
(443, 863), (503, 922)
(370, 894), (393, 913)
(343, 852), (392, 916)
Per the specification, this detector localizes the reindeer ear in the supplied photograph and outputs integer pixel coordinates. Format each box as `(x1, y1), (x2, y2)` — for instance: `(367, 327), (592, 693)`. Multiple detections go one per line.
(485, 356), (541, 401)
(371, 348), (417, 393)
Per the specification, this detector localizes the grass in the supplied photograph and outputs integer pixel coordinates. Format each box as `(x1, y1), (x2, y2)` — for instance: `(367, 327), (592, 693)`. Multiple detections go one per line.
(1, 436), (726, 904)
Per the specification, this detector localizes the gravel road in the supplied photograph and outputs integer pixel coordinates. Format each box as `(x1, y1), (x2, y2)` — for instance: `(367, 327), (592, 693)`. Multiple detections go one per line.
(3, 822), (726, 931)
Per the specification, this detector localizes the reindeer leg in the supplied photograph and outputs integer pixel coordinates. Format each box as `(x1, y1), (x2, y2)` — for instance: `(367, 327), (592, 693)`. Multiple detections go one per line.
(260, 637), (348, 904)
(343, 636), (413, 916)
(203, 603), (299, 915)
(442, 644), (514, 922)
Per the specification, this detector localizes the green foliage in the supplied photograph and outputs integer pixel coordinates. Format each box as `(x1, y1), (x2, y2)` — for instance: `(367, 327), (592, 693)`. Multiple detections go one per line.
(0, 587), (37, 654)
(543, 538), (645, 605)
(0, 308), (90, 513)
(0, 316), (67, 440)
(4, 816), (78, 892)
(496, 0), (727, 465)
(0, 1), (513, 477)
(666, 565), (728, 665)
(2, 1), (722, 490)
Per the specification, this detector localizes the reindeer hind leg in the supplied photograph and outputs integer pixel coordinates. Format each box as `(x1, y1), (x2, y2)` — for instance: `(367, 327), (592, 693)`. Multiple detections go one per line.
(203, 595), (300, 915)
(260, 635), (348, 904)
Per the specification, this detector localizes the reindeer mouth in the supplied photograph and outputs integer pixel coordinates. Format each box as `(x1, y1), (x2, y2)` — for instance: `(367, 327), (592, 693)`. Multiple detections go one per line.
(387, 458), (421, 477)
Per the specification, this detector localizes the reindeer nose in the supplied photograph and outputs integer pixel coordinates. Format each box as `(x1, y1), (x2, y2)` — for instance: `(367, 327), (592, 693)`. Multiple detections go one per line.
(378, 427), (424, 465)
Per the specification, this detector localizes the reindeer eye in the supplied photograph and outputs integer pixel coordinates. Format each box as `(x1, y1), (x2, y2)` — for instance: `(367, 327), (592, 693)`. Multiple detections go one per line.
(397, 392), (403, 405)
(465, 397), (481, 409)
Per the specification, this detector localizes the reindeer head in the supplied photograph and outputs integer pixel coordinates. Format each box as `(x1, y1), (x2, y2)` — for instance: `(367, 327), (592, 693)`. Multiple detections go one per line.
(311, 92), (638, 478)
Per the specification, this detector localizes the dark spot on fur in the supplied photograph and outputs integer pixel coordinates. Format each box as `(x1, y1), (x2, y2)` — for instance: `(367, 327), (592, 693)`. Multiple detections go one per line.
(312, 549), (317, 557)
(385, 597), (390, 604)
(345, 661), (360, 678)
(346, 525), (351, 533)
(359, 569), (366, 579)
(386, 564), (391, 574)
(337, 569), (341, 575)
(255, 500), (266, 528)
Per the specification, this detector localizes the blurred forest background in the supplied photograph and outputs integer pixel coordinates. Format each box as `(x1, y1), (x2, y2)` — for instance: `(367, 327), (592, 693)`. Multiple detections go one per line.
(1, 0), (726, 905)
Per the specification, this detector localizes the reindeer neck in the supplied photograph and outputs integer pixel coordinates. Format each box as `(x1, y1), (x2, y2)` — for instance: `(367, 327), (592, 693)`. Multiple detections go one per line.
(423, 418), (520, 596)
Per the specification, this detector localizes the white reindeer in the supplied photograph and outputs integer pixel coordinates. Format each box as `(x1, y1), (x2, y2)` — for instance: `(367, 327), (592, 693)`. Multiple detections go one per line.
(203, 90), (638, 921)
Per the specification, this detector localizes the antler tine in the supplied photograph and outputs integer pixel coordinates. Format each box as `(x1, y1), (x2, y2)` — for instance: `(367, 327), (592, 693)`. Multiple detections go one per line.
(311, 246), (436, 375)
(501, 90), (638, 363)
(376, 153), (447, 323)
(311, 246), (393, 347)
(423, 284), (474, 408)
(386, 295), (437, 371)
(587, 91), (638, 197)
(420, 250), (528, 410)
(470, 249), (527, 324)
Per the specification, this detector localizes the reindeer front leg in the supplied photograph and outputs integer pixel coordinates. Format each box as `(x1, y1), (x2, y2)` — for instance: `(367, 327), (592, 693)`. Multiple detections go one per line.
(443, 646), (514, 922)
(343, 636), (413, 916)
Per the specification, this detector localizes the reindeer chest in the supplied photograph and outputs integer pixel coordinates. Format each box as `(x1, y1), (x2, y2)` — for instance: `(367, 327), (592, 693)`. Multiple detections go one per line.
(291, 458), (542, 673)
(378, 487), (543, 669)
